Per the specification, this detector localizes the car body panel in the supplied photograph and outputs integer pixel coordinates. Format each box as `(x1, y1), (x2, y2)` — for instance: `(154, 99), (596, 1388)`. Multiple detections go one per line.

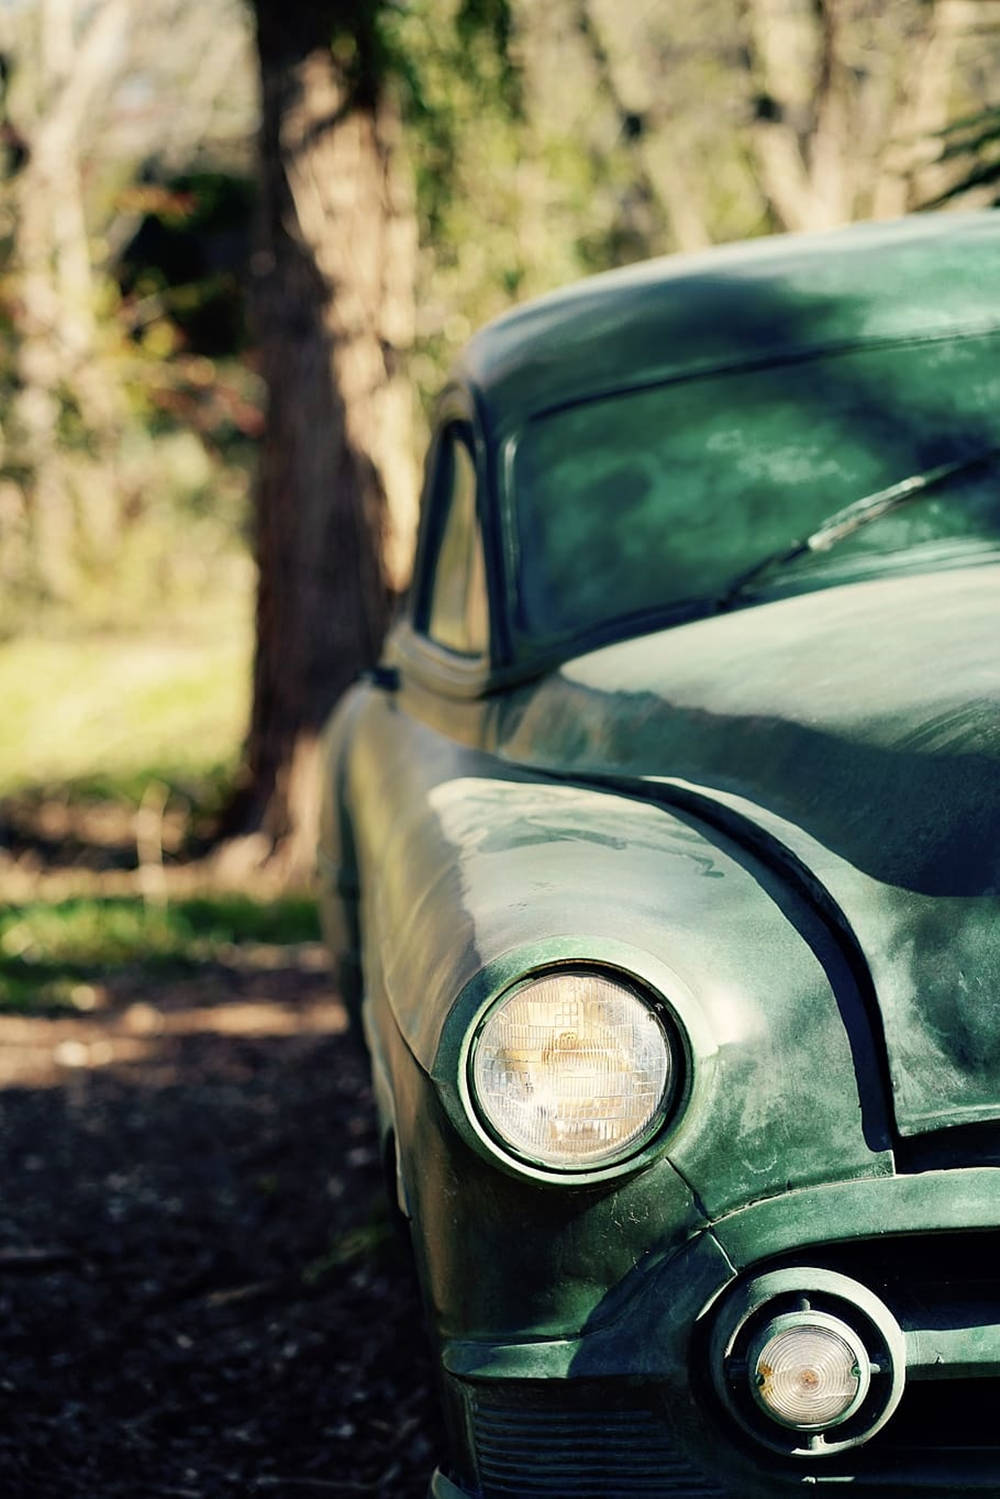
(344, 683), (894, 1203)
(380, 997), (706, 1341)
(317, 213), (1000, 1498)
(486, 563), (1000, 1137)
(457, 211), (1000, 441)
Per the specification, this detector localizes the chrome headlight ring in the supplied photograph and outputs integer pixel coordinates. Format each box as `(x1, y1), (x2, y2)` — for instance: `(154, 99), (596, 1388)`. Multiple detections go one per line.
(465, 964), (684, 1175)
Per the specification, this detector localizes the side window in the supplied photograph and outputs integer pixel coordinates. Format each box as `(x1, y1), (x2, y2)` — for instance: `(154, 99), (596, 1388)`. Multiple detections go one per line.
(425, 429), (489, 657)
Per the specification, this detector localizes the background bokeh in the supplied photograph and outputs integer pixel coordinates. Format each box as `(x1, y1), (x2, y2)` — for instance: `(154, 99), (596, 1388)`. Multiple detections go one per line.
(0, 3), (997, 1494)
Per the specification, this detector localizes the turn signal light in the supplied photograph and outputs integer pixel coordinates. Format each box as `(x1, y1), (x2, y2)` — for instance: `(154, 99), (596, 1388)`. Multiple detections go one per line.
(749, 1315), (869, 1430)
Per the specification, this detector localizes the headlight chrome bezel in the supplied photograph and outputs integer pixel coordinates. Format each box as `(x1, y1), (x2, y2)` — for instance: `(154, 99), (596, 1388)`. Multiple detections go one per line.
(437, 941), (699, 1185)
(467, 966), (681, 1174)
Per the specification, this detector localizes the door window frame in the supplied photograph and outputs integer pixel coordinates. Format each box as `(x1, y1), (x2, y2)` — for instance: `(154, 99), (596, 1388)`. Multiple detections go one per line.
(396, 389), (499, 699)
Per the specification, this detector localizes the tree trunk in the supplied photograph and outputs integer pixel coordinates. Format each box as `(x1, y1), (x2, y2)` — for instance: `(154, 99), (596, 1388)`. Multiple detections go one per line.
(244, 1), (417, 877)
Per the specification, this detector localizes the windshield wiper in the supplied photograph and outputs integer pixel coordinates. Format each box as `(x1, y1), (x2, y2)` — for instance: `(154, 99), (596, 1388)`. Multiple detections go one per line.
(718, 446), (1000, 608)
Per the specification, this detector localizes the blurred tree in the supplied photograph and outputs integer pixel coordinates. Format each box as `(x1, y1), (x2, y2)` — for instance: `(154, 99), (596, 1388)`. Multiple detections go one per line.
(242, 0), (414, 874)
(0, 0), (259, 633)
(242, 0), (516, 873)
(739, 0), (977, 227)
(10, 0), (129, 599)
(924, 106), (1000, 206)
(241, 0), (1000, 873)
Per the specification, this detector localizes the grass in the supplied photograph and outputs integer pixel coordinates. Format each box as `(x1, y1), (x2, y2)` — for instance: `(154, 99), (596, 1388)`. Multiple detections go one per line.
(302, 1211), (396, 1285)
(0, 590), (327, 1013)
(0, 895), (322, 1011)
(0, 598), (252, 801)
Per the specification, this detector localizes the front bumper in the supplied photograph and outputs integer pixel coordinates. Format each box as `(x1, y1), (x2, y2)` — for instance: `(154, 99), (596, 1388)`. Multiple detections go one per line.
(428, 1168), (1000, 1499)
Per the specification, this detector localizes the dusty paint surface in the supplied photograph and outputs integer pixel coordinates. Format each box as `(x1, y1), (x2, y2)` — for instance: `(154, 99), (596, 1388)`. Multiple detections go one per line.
(318, 213), (1000, 1498)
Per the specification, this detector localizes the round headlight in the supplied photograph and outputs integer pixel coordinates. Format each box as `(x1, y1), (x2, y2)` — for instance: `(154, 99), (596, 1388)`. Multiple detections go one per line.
(469, 969), (673, 1170)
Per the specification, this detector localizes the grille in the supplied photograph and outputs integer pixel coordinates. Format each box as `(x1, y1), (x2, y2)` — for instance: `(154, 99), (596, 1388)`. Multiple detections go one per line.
(470, 1388), (728, 1498)
(735, 1231), (1000, 1482)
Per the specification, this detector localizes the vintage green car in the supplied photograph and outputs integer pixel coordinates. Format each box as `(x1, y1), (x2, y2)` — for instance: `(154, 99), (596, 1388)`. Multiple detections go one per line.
(317, 211), (1000, 1498)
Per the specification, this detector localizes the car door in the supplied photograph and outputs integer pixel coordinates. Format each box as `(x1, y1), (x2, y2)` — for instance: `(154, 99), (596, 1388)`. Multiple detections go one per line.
(317, 403), (491, 1020)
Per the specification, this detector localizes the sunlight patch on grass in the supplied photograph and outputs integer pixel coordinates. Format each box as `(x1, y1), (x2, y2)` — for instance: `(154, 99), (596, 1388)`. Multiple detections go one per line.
(0, 604), (252, 799)
(0, 895), (322, 1011)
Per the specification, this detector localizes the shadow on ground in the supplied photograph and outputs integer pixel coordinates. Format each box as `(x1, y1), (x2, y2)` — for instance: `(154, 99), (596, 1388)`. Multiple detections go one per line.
(0, 956), (439, 1498)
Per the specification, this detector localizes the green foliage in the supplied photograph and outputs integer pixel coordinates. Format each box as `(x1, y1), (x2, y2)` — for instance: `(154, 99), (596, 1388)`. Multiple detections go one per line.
(454, 0), (521, 114)
(382, 0), (519, 243)
(118, 171), (256, 358)
(0, 0), (260, 639)
(0, 895), (321, 1011)
(384, 1), (601, 415)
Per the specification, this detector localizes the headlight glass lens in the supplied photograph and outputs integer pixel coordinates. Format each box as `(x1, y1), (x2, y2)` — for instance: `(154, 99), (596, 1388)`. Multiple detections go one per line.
(470, 970), (672, 1169)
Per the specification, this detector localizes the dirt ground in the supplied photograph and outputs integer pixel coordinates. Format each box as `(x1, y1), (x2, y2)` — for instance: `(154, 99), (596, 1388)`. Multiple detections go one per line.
(0, 951), (440, 1498)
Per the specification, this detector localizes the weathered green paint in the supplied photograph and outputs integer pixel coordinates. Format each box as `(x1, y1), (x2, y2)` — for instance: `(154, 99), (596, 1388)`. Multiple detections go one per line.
(907, 1321), (1000, 1381)
(488, 563), (1000, 1138)
(433, 1167), (1000, 1376)
(710, 1167), (1000, 1265)
(317, 213), (1000, 1497)
(457, 211), (1000, 440)
(348, 697), (894, 1227)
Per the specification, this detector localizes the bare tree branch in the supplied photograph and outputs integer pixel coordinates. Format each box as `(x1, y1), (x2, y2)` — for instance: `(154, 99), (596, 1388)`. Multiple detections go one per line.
(574, 0), (711, 253)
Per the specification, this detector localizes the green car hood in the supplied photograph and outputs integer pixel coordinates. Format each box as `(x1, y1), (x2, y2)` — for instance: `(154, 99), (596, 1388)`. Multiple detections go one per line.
(492, 563), (1000, 1139)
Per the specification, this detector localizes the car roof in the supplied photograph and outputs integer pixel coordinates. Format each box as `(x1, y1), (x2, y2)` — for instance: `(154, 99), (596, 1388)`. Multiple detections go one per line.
(454, 211), (1000, 438)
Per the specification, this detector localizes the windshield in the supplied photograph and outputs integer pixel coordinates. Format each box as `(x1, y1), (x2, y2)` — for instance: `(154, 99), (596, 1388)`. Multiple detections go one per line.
(512, 331), (1000, 646)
